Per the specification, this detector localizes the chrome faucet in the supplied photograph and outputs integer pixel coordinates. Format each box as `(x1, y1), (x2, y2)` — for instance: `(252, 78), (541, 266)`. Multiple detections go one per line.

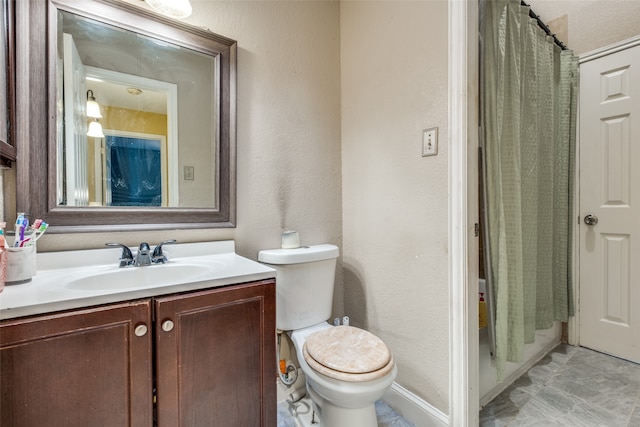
(106, 240), (176, 268)
(135, 243), (152, 266)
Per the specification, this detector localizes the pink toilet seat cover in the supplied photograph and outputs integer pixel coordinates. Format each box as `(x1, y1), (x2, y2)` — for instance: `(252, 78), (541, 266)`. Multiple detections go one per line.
(303, 325), (394, 382)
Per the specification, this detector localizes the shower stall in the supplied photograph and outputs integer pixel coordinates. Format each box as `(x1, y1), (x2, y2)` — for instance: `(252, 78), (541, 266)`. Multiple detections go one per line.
(478, 0), (579, 404)
(478, 279), (561, 405)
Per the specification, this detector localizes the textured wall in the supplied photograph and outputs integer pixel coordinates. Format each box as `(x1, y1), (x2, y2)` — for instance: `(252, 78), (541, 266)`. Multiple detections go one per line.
(340, 0), (450, 413)
(527, 0), (640, 55)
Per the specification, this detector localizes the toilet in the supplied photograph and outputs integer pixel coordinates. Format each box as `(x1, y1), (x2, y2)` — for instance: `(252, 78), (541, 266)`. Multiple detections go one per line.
(258, 244), (397, 427)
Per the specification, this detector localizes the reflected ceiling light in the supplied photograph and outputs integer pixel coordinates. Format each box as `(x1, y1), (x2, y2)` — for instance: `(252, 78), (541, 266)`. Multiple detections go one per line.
(87, 119), (105, 138)
(144, 0), (192, 19)
(86, 90), (102, 119)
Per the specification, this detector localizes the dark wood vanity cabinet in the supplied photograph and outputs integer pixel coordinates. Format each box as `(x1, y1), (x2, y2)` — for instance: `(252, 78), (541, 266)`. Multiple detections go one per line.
(154, 280), (276, 427)
(0, 279), (276, 427)
(0, 299), (154, 426)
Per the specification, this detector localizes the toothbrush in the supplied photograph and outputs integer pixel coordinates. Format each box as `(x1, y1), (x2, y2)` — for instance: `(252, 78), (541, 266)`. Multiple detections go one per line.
(19, 217), (28, 244)
(31, 219), (42, 231)
(14, 213), (24, 247)
(33, 222), (48, 241)
(16, 219), (37, 247)
(19, 221), (48, 246)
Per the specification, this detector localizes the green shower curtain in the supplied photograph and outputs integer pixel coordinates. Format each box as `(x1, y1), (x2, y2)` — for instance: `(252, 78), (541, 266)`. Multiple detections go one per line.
(481, 0), (578, 379)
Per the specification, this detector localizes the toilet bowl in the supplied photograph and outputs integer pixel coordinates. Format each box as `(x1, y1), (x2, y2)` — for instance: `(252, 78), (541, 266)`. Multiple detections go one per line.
(258, 244), (397, 426)
(289, 322), (397, 427)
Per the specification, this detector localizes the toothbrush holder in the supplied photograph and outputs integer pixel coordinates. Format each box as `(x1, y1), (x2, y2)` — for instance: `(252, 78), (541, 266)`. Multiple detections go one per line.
(5, 244), (37, 284)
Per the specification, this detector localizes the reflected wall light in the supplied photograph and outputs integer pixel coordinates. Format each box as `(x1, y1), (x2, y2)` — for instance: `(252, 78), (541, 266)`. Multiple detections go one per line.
(86, 90), (102, 118)
(86, 90), (104, 138)
(87, 119), (105, 138)
(144, 0), (192, 19)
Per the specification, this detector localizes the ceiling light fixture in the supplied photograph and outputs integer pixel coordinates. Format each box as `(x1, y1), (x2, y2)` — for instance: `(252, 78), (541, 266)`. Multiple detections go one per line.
(144, 0), (192, 19)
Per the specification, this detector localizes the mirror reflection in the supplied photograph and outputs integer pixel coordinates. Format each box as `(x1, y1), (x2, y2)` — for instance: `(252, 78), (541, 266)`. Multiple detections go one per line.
(57, 9), (217, 208)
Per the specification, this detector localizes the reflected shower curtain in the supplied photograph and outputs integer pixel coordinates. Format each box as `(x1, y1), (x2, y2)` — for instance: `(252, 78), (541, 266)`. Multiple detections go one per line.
(481, 0), (578, 379)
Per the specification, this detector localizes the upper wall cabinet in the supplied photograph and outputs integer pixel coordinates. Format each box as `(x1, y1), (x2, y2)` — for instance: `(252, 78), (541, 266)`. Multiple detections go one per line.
(0, 0), (16, 165)
(15, 0), (237, 232)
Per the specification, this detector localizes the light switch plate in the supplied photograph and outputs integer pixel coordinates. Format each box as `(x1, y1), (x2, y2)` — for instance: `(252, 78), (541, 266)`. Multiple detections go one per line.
(422, 127), (438, 157)
(184, 166), (195, 181)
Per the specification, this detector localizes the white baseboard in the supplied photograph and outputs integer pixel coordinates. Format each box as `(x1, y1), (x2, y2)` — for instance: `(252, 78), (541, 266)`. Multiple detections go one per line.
(383, 382), (449, 427)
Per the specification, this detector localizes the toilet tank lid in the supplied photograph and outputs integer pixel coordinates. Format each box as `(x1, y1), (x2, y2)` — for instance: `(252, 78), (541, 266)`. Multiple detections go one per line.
(258, 244), (339, 264)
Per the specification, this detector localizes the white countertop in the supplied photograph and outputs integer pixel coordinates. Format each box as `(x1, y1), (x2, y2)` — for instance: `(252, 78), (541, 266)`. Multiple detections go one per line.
(0, 241), (276, 320)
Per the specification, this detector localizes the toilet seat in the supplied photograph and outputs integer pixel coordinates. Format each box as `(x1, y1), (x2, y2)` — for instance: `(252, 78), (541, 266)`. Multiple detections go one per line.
(302, 325), (394, 382)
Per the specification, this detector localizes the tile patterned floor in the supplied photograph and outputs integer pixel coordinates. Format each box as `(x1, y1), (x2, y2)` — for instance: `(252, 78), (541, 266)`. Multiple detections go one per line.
(480, 344), (640, 426)
(277, 398), (415, 427)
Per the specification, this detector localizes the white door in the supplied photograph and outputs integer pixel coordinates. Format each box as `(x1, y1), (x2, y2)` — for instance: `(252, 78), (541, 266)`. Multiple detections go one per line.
(63, 33), (89, 206)
(579, 42), (640, 363)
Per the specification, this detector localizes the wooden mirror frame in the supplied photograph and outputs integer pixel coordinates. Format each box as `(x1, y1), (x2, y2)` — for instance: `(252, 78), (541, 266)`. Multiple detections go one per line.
(15, 0), (236, 232)
(0, 0), (16, 165)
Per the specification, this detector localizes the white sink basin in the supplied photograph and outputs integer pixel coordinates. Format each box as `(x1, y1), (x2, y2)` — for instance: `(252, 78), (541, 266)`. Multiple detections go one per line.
(66, 263), (217, 291)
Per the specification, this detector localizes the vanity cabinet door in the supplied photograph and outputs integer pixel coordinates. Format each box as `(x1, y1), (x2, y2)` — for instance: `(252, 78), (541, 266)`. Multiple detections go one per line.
(154, 279), (276, 427)
(0, 300), (153, 427)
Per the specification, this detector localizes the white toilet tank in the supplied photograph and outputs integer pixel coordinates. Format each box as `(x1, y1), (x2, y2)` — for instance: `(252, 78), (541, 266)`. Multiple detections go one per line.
(258, 244), (339, 331)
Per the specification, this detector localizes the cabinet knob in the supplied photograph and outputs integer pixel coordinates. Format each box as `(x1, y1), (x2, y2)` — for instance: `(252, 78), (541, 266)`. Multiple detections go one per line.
(134, 323), (148, 337)
(162, 320), (175, 332)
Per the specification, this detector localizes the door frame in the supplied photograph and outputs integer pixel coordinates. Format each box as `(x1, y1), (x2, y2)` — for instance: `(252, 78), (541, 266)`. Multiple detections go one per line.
(102, 129), (170, 207)
(84, 65), (179, 206)
(568, 34), (640, 347)
(449, 0), (479, 426)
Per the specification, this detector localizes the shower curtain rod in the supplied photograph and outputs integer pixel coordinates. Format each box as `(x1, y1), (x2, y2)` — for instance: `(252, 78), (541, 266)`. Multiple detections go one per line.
(520, 0), (568, 50)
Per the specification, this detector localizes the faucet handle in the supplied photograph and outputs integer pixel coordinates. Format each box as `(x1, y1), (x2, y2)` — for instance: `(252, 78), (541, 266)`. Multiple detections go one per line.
(152, 239), (176, 264)
(106, 243), (134, 267)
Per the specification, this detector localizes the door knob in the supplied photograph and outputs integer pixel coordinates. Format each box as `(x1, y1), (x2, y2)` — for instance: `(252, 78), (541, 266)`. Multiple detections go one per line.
(584, 214), (599, 226)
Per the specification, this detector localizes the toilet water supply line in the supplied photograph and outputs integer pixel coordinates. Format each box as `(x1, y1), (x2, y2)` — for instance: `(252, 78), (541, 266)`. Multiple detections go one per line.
(277, 331), (298, 387)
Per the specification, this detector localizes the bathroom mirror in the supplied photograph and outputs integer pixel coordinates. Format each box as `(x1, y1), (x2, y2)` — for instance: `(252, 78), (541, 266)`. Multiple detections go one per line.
(16, 0), (236, 231)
